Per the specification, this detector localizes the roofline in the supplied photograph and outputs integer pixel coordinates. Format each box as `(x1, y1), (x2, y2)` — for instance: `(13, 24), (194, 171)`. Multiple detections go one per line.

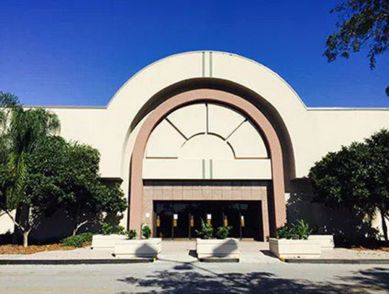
(26, 105), (389, 111)
(104, 50), (311, 109)
(24, 105), (106, 109)
(307, 107), (389, 111)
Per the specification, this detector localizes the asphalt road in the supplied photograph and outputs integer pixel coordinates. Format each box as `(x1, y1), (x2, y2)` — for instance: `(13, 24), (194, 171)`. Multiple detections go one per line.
(0, 262), (388, 293)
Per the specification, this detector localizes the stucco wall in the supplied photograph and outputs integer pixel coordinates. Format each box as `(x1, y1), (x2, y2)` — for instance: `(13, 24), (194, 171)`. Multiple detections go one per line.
(43, 51), (389, 182)
(0, 211), (15, 235)
(30, 51), (389, 235)
(287, 179), (387, 243)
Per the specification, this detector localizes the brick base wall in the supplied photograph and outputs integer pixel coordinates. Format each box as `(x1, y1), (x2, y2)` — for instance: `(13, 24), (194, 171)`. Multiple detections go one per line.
(141, 180), (271, 239)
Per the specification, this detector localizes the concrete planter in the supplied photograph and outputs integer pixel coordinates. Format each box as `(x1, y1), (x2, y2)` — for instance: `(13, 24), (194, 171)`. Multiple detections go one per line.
(91, 234), (126, 250)
(113, 238), (162, 259)
(308, 235), (334, 250)
(196, 238), (240, 260)
(269, 238), (321, 259)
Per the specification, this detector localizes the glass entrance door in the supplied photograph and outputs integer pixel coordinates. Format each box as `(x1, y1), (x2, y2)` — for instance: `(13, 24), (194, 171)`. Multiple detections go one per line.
(153, 201), (263, 240)
(154, 202), (173, 238)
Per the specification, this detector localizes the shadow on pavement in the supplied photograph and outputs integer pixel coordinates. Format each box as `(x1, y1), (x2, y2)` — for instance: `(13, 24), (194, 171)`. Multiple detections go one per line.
(344, 267), (389, 290)
(259, 249), (278, 258)
(117, 262), (389, 293)
(188, 249), (197, 258)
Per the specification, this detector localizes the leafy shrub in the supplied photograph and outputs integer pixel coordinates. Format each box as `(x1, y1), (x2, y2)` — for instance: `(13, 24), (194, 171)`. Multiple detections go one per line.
(276, 225), (293, 239)
(276, 219), (312, 240)
(101, 223), (113, 235)
(215, 226), (232, 239)
(293, 219), (312, 240)
(142, 225), (151, 239)
(101, 222), (125, 235)
(62, 232), (93, 247)
(127, 229), (137, 240)
(195, 219), (214, 239)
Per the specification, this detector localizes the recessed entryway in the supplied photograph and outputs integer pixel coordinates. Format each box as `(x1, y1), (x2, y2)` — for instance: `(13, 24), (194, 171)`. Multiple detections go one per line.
(153, 201), (263, 240)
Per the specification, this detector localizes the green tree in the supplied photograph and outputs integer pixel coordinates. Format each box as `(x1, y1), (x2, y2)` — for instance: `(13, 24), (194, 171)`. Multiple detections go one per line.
(324, 0), (389, 95)
(364, 129), (389, 240)
(309, 129), (389, 241)
(27, 136), (127, 236)
(0, 91), (60, 247)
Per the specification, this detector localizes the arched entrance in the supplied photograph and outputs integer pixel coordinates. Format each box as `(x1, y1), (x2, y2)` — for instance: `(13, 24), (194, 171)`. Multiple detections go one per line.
(129, 89), (286, 238)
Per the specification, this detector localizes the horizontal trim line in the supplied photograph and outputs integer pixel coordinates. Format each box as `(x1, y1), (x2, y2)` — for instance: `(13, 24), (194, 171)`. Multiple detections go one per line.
(145, 157), (179, 159)
(307, 107), (389, 111)
(24, 105), (389, 111)
(24, 105), (106, 109)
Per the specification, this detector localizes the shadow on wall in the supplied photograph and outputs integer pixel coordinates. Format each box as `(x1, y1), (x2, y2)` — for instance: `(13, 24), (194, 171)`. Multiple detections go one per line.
(0, 209), (124, 244)
(117, 266), (389, 293)
(31, 210), (123, 243)
(30, 209), (75, 242)
(135, 243), (158, 258)
(287, 179), (379, 246)
(212, 239), (238, 258)
(0, 231), (12, 244)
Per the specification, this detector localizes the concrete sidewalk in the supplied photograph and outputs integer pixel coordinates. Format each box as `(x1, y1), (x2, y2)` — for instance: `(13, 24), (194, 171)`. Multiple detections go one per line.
(159, 240), (280, 264)
(0, 240), (281, 264)
(286, 248), (389, 264)
(0, 241), (388, 264)
(0, 246), (114, 260)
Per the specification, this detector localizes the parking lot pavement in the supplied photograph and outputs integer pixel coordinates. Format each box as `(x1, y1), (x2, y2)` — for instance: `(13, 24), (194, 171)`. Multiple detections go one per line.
(0, 262), (388, 293)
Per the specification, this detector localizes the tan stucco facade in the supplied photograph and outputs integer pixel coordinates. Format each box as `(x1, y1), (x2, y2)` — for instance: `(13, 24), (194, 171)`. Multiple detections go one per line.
(1, 51), (388, 239)
(46, 51), (389, 180)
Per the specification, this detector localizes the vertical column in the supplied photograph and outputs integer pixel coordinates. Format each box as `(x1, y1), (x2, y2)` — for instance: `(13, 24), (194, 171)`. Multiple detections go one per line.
(201, 51), (213, 77)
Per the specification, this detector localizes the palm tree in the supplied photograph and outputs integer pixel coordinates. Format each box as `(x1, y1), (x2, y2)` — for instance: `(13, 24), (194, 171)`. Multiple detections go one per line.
(0, 91), (60, 247)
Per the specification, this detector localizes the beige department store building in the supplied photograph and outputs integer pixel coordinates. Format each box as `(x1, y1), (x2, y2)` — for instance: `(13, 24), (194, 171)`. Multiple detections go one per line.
(1, 51), (388, 240)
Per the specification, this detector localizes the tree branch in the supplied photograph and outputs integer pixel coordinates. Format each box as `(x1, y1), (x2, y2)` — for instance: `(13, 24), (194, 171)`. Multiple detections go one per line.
(77, 220), (89, 230)
(73, 220), (89, 235)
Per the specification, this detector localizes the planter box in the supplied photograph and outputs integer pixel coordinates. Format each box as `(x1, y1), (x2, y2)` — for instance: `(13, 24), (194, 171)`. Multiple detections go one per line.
(269, 238), (321, 259)
(196, 238), (239, 261)
(91, 234), (126, 250)
(113, 238), (162, 259)
(308, 235), (334, 250)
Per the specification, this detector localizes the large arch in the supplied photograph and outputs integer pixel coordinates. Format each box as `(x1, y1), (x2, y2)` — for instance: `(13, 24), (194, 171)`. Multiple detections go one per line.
(129, 89), (286, 236)
(124, 77), (296, 188)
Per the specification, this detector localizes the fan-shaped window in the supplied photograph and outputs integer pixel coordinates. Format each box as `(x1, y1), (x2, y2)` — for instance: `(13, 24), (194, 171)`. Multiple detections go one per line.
(143, 103), (271, 179)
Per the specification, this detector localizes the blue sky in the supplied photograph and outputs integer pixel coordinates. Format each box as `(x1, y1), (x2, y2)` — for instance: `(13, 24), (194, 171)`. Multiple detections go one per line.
(0, 0), (388, 107)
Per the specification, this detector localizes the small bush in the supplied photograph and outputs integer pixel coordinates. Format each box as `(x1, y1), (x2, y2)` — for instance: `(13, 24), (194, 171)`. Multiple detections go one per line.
(293, 219), (312, 240)
(142, 225), (151, 239)
(101, 223), (113, 235)
(276, 225), (292, 239)
(195, 219), (214, 239)
(276, 219), (312, 240)
(215, 226), (232, 239)
(62, 232), (93, 247)
(127, 229), (137, 240)
(101, 222), (125, 235)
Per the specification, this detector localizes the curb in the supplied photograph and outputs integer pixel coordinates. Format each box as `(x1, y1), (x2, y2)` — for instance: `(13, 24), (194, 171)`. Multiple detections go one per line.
(284, 259), (389, 264)
(0, 258), (154, 265)
(199, 258), (239, 263)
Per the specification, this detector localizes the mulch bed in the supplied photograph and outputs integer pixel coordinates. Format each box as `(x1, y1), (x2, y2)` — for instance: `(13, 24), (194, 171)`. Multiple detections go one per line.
(351, 246), (389, 253)
(0, 244), (77, 255)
